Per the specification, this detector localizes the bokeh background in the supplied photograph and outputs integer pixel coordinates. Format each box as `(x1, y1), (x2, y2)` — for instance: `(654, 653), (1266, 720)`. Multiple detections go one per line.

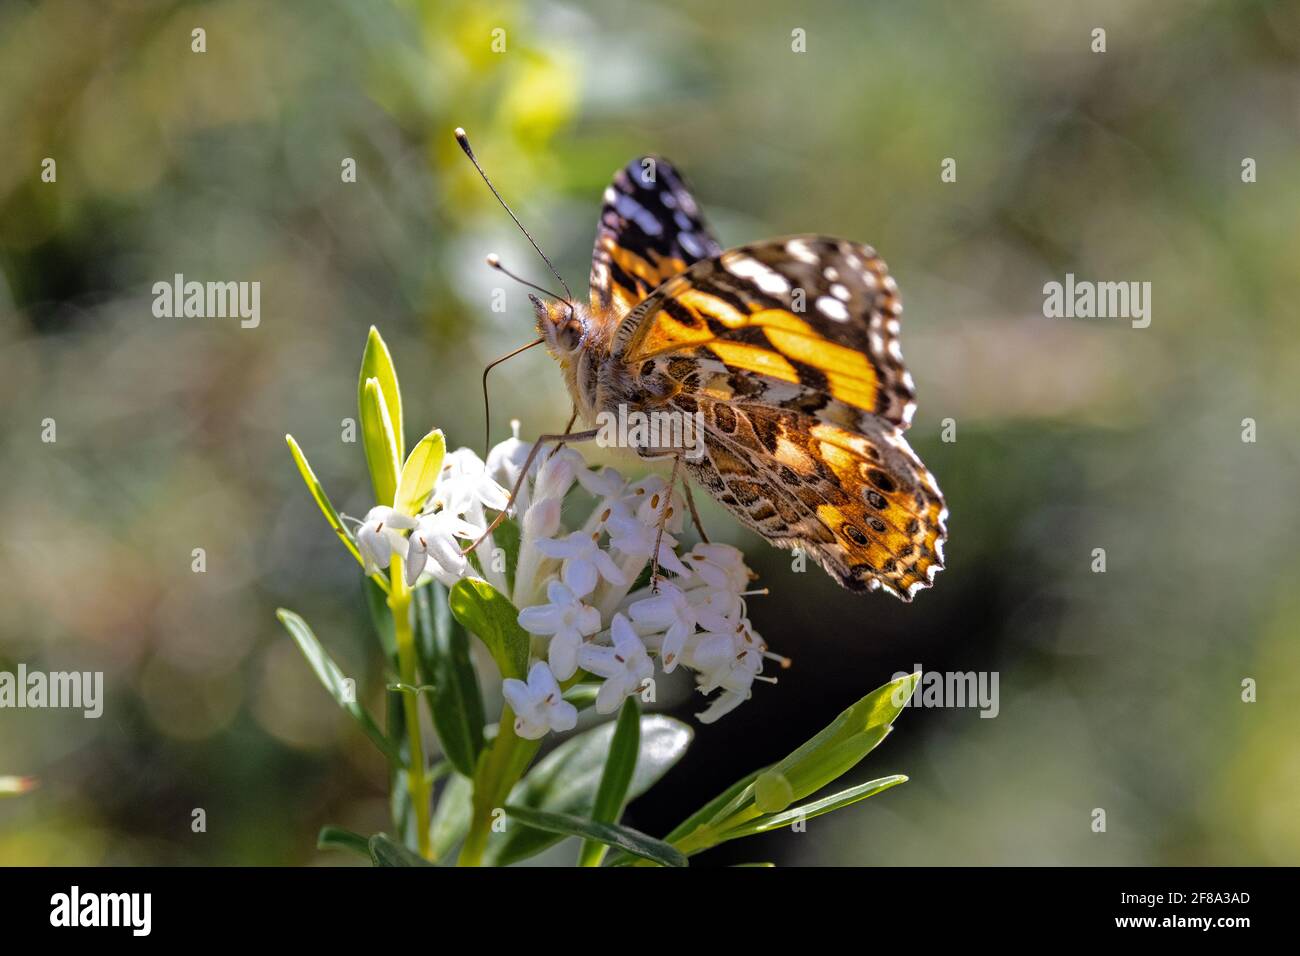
(2, 0), (1298, 865)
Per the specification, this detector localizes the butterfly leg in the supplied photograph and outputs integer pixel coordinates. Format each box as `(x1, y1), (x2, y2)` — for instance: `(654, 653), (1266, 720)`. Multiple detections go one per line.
(681, 479), (710, 544)
(547, 408), (580, 459)
(462, 427), (600, 557)
(650, 451), (684, 593)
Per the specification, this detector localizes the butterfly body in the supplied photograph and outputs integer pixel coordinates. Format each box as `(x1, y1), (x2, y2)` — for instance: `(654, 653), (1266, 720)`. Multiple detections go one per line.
(534, 157), (947, 600)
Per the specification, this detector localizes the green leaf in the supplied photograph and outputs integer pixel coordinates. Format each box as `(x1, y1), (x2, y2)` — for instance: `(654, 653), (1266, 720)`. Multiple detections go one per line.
(490, 517), (521, 594)
(768, 672), (917, 801)
(448, 578), (529, 681)
(722, 775), (908, 839)
(364, 576), (398, 665)
(504, 806), (686, 868)
(317, 825), (371, 858)
(275, 609), (403, 767)
(660, 768), (763, 846)
(578, 697), (641, 867)
(368, 833), (431, 867)
(395, 428), (445, 517)
(360, 377), (401, 507)
(359, 325), (403, 462)
(285, 434), (388, 594)
(486, 715), (691, 866)
(414, 583), (485, 778)
(430, 773), (474, 862)
(664, 673), (918, 856)
(562, 683), (601, 711)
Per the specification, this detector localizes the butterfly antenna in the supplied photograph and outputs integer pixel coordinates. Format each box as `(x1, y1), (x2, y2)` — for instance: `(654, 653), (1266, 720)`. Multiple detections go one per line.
(454, 127), (575, 304)
(485, 253), (565, 301)
(482, 337), (545, 457)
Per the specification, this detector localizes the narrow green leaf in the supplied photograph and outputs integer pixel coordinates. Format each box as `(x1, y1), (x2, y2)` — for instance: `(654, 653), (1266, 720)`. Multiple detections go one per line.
(395, 428), (445, 517)
(661, 768), (764, 845)
(722, 775), (908, 839)
(360, 377), (401, 507)
(430, 772), (474, 862)
(733, 862), (776, 867)
(504, 806), (687, 868)
(285, 434), (388, 594)
(317, 825), (372, 858)
(275, 609), (403, 767)
(578, 697), (641, 867)
(364, 576), (398, 665)
(359, 325), (403, 461)
(368, 833), (431, 867)
(486, 715), (692, 866)
(662, 673), (918, 856)
(414, 583), (486, 778)
(448, 578), (529, 681)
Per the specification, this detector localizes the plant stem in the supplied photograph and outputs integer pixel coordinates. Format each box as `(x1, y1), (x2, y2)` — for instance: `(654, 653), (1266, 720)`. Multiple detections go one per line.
(458, 707), (540, 866)
(389, 557), (432, 860)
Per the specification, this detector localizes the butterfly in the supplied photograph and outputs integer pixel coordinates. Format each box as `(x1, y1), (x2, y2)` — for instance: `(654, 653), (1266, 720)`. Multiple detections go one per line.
(529, 155), (947, 600)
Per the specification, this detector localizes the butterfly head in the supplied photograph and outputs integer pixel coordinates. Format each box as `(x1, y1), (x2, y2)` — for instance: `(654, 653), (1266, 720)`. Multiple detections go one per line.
(530, 293), (589, 357)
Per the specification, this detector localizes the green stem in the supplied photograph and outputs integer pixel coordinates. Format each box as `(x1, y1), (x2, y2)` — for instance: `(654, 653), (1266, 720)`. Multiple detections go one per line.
(389, 558), (432, 860)
(458, 707), (539, 866)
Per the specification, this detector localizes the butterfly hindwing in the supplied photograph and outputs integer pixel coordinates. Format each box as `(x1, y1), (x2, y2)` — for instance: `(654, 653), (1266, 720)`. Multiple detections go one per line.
(589, 156), (722, 320)
(662, 385), (945, 600)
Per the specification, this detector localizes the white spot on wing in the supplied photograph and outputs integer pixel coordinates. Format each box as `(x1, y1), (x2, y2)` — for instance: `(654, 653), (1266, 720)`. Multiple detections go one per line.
(786, 239), (819, 264)
(724, 254), (791, 296)
(816, 296), (850, 321)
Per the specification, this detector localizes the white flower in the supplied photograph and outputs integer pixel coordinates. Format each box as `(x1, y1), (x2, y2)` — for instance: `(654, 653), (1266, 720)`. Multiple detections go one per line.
(683, 619), (771, 724)
(434, 448), (509, 516)
(502, 661), (578, 740)
(578, 614), (654, 714)
(683, 542), (752, 591)
(605, 512), (690, 577)
(518, 580), (602, 680)
(405, 509), (482, 586)
(627, 581), (697, 672)
(535, 530), (630, 598)
(354, 506), (418, 575)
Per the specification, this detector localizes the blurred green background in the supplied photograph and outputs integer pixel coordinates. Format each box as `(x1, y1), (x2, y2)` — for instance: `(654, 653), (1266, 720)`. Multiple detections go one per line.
(2, 0), (1298, 865)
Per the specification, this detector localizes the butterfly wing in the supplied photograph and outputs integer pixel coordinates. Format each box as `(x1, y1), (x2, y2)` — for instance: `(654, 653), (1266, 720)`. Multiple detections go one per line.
(610, 236), (944, 598)
(681, 399), (944, 598)
(589, 156), (722, 321)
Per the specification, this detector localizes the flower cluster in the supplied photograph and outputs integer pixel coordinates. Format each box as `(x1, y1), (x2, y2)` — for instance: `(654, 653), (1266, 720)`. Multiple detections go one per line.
(350, 422), (784, 740)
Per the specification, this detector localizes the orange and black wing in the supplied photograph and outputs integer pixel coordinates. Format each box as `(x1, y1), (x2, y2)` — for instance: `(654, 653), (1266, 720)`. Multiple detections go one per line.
(589, 156), (722, 320)
(611, 236), (944, 597)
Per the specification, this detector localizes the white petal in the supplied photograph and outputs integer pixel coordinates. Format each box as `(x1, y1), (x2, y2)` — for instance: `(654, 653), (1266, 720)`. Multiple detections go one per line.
(518, 604), (562, 635)
(526, 660), (561, 697)
(696, 690), (748, 724)
(595, 678), (627, 714)
(563, 558), (598, 598)
(501, 677), (534, 714)
(548, 632), (581, 681)
(546, 698), (578, 733)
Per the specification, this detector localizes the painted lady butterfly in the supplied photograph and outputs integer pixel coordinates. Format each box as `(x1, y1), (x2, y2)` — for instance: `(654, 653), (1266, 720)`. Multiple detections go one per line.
(463, 136), (946, 600)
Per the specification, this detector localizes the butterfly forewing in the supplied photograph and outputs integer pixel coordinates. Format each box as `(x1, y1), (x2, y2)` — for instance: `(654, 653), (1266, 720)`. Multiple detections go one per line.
(589, 156), (722, 321)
